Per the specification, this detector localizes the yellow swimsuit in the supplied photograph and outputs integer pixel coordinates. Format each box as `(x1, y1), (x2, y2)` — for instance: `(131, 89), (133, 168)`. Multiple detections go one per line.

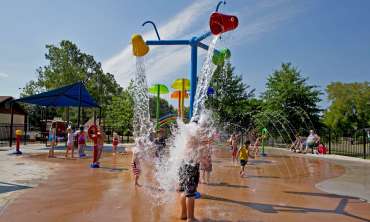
(239, 146), (248, 160)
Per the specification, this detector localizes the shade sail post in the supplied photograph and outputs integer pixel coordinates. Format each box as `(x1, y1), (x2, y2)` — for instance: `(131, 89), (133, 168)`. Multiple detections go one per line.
(77, 83), (82, 127)
(9, 102), (14, 147)
(24, 113), (28, 145)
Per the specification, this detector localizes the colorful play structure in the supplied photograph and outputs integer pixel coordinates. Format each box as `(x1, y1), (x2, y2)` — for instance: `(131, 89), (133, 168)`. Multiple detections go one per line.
(149, 84), (169, 129)
(171, 78), (190, 120)
(131, 1), (238, 119)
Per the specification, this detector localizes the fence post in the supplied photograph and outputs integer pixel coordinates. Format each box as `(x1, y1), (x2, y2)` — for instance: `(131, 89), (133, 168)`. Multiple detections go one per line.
(363, 129), (367, 159)
(328, 128), (331, 155)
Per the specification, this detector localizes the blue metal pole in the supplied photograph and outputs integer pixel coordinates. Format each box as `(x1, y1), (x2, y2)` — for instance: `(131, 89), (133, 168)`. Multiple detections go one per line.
(146, 40), (189, 46)
(189, 38), (198, 119)
(196, 32), (212, 42)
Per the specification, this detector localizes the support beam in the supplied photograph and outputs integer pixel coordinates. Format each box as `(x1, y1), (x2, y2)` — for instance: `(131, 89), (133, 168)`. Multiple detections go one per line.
(189, 39), (198, 119)
(77, 83), (82, 127)
(146, 40), (189, 46)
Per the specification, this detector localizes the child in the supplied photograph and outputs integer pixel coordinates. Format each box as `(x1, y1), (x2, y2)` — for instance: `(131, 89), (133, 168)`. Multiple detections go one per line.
(77, 126), (87, 158)
(48, 127), (56, 158)
(200, 144), (212, 184)
(131, 151), (141, 187)
(237, 141), (250, 177)
(65, 127), (74, 158)
(229, 133), (239, 164)
(96, 126), (105, 163)
(290, 134), (302, 153)
(317, 143), (327, 155)
(112, 132), (119, 154)
(178, 120), (204, 222)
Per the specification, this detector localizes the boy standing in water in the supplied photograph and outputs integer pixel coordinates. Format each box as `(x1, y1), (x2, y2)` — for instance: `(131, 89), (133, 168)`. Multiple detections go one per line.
(237, 141), (250, 177)
(229, 133), (239, 164)
(178, 121), (202, 222)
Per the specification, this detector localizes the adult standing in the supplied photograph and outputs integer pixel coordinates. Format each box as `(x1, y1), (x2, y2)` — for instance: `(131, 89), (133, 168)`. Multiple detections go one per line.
(304, 130), (320, 154)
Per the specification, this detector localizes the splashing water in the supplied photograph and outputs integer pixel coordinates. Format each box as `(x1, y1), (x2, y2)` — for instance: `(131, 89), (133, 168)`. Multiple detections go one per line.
(132, 57), (154, 153)
(131, 35), (220, 206)
(191, 35), (219, 121)
(154, 110), (216, 204)
(153, 35), (220, 204)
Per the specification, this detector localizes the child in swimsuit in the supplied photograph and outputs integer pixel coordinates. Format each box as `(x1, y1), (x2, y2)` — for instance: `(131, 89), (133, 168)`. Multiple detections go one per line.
(48, 127), (56, 158)
(65, 127), (74, 158)
(237, 141), (250, 177)
(77, 126), (86, 157)
(112, 132), (119, 154)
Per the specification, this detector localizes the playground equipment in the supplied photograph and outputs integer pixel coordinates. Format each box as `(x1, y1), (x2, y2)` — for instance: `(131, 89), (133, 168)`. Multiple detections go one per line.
(209, 12), (238, 35)
(88, 124), (100, 168)
(148, 84), (169, 129)
(131, 34), (149, 57)
(212, 48), (231, 65)
(132, 1), (238, 118)
(261, 127), (268, 156)
(171, 78), (190, 120)
(158, 113), (177, 127)
(171, 90), (189, 118)
(207, 87), (215, 96)
(14, 129), (22, 155)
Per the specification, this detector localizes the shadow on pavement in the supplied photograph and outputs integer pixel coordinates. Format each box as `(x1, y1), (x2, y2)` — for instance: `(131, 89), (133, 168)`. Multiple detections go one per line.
(202, 193), (369, 222)
(0, 182), (31, 194)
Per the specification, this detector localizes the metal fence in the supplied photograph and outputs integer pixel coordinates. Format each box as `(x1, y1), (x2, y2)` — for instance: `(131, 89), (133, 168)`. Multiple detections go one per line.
(320, 128), (369, 159)
(265, 128), (369, 159)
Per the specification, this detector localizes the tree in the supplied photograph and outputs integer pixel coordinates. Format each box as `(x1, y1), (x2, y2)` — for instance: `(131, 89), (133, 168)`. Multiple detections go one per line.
(259, 63), (322, 139)
(105, 90), (134, 132)
(22, 40), (122, 125)
(206, 63), (255, 129)
(324, 82), (370, 134)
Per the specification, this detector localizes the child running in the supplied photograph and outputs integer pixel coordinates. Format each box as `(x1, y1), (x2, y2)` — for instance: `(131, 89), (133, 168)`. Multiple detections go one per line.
(237, 141), (250, 177)
(65, 127), (74, 158)
(112, 132), (119, 154)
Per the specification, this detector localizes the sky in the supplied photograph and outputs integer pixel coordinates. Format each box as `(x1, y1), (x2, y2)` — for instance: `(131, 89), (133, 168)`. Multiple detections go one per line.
(0, 0), (369, 108)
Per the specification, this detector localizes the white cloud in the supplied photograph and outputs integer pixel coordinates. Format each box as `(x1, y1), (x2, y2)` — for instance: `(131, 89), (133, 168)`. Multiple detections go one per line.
(103, 0), (304, 88)
(0, 73), (9, 78)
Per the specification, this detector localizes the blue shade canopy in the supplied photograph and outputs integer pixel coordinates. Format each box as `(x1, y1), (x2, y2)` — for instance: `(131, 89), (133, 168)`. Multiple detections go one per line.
(15, 82), (99, 107)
